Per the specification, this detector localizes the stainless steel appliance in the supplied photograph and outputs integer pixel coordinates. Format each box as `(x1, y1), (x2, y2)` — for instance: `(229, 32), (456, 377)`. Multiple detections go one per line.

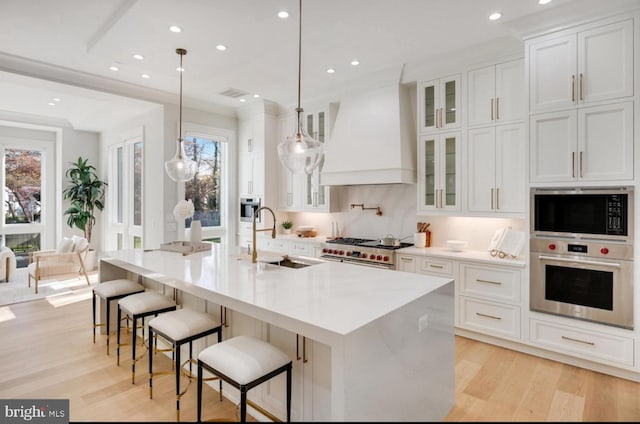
(240, 197), (260, 222)
(530, 238), (633, 329)
(530, 186), (634, 329)
(321, 237), (412, 270)
(531, 187), (633, 241)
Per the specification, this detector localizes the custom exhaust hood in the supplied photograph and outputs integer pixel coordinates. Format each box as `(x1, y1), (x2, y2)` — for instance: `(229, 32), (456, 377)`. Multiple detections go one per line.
(321, 80), (416, 186)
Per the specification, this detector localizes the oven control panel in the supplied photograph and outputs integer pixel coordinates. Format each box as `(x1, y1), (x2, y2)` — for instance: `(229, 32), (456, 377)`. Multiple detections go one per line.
(531, 238), (633, 260)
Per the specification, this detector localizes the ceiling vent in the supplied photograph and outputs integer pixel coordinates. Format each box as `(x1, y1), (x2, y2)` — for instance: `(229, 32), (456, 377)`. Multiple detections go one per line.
(218, 87), (250, 98)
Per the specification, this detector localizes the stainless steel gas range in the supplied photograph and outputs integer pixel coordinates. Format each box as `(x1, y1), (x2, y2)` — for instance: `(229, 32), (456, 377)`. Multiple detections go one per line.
(321, 237), (412, 270)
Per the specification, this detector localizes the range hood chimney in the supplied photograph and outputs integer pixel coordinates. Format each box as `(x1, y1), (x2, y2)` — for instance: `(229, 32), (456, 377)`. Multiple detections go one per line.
(321, 79), (416, 186)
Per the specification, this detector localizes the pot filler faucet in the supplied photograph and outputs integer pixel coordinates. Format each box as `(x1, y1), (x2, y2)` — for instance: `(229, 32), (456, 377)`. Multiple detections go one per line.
(252, 206), (277, 263)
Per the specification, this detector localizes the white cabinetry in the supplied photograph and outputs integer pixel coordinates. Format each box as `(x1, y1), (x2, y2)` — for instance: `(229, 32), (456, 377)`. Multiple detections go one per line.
(468, 58), (524, 127)
(417, 132), (460, 212)
(529, 102), (633, 183)
(467, 124), (525, 213)
(528, 19), (633, 112)
(418, 75), (461, 133)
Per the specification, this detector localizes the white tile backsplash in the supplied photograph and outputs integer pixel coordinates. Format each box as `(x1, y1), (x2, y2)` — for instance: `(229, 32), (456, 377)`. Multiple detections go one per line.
(287, 184), (525, 250)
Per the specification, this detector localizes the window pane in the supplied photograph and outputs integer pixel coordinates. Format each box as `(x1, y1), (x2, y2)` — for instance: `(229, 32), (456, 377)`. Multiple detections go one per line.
(184, 136), (222, 228)
(4, 149), (42, 224)
(133, 142), (142, 226)
(6, 233), (40, 268)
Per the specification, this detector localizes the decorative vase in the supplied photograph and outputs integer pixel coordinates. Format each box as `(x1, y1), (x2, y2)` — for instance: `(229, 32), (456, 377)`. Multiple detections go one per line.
(190, 220), (202, 243)
(283, 228), (291, 235)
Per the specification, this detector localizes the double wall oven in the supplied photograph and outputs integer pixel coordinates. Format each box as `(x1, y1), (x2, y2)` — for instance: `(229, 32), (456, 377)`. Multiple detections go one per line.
(530, 187), (634, 329)
(321, 238), (412, 270)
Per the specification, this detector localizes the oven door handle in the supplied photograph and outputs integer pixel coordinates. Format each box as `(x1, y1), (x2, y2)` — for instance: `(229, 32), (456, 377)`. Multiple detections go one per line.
(538, 255), (621, 268)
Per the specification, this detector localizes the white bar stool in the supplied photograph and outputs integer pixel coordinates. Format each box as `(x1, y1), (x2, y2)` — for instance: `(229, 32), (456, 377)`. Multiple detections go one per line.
(148, 308), (223, 422)
(197, 335), (292, 422)
(92, 278), (145, 355)
(117, 291), (177, 383)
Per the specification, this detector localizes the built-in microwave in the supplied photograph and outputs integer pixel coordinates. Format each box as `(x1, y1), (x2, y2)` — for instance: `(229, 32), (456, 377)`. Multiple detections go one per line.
(240, 197), (260, 222)
(531, 187), (633, 241)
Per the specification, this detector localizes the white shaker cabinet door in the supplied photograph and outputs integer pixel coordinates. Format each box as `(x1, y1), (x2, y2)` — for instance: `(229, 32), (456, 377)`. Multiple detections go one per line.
(495, 123), (525, 213)
(529, 110), (577, 183)
(467, 127), (496, 212)
(494, 58), (525, 124)
(528, 35), (577, 112)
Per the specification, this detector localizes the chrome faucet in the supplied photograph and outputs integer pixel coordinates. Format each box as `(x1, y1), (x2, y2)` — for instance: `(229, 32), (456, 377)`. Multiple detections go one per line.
(252, 206), (277, 263)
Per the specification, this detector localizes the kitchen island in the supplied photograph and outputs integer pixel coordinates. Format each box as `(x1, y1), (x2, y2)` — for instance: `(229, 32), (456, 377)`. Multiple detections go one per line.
(99, 244), (454, 422)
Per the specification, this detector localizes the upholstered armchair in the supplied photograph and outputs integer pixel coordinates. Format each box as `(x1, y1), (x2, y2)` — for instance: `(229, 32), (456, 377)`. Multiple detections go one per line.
(0, 246), (17, 282)
(27, 235), (91, 293)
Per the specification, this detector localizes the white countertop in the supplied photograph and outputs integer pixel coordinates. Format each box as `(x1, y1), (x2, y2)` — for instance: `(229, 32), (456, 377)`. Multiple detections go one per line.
(100, 244), (453, 344)
(397, 246), (526, 267)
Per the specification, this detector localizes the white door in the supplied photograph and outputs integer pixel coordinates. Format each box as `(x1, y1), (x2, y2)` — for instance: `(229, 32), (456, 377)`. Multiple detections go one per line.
(467, 65), (495, 128)
(528, 34), (577, 112)
(495, 58), (525, 124)
(577, 102), (633, 182)
(578, 19), (633, 104)
(467, 127), (496, 212)
(529, 110), (577, 183)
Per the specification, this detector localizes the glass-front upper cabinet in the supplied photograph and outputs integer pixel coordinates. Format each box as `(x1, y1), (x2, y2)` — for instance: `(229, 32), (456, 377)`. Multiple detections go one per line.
(418, 74), (461, 134)
(417, 132), (460, 212)
(304, 109), (329, 210)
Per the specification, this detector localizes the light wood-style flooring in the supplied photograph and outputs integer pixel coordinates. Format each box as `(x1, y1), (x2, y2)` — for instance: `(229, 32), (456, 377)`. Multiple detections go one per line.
(1, 294), (639, 422)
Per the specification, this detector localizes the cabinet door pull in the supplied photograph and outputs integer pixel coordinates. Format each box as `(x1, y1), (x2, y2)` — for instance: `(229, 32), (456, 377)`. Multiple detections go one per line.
(579, 151), (584, 178)
(439, 108), (443, 128)
(401, 257), (413, 263)
(296, 334), (301, 360)
(562, 335), (595, 346)
(476, 279), (502, 285)
(440, 189), (444, 208)
(429, 264), (444, 269)
(571, 74), (576, 102)
(490, 98), (494, 121)
(491, 188), (494, 210)
(303, 336), (308, 363)
(496, 188), (500, 210)
(496, 97), (500, 120)
(571, 152), (576, 178)
(313, 191), (318, 207)
(248, 138), (253, 152)
(476, 312), (502, 320)
(579, 73), (584, 101)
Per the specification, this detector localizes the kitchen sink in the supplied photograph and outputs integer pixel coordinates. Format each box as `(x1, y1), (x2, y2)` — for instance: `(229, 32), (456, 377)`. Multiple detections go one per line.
(262, 255), (324, 269)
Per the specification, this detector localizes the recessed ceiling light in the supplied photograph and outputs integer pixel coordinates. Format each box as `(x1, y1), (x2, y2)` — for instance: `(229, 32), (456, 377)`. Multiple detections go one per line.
(47, 102), (55, 106)
(141, 74), (150, 79)
(132, 54), (144, 60)
(253, 94), (260, 98)
(277, 10), (289, 19)
(52, 98), (61, 102)
(351, 60), (360, 66)
(327, 68), (335, 74)
(109, 65), (119, 71)
(239, 98), (246, 102)
(489, 12), (502, 20)
(538, 0), (552, 4)
(169, 25), (182, 33)
(216, 44), (227, 51)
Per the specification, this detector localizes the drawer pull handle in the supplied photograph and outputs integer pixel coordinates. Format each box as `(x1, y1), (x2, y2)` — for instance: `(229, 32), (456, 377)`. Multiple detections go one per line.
(429, 264), (444, 269)
(476, 279), (501, 285)
(401, 258), (413, 262)
(475, 312), (501, 320)
(561, 335), (595, 346)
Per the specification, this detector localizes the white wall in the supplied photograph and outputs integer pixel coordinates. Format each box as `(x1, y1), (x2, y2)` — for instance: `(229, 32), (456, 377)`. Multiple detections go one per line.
(288, 184), (524, 251)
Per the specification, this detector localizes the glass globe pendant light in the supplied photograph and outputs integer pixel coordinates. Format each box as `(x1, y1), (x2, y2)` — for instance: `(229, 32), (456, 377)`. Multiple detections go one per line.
(165, 48), (197, 182)
(277, 0), (324, 175)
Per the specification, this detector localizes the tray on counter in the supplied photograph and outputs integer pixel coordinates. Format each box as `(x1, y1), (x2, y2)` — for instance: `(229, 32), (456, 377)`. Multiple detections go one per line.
(160, 241), (211, 255)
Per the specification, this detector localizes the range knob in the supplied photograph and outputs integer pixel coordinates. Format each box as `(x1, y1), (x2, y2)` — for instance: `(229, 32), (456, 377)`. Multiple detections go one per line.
(346, 251), (352, 256)
(369, 254), (376, 260)
(322, 248), (327, 253)
(376, 255), (382, 261)
(548, 243), (556, 251)
(383, 256), (389, 262)
(600, 247), (609, 255)
(339, 250), (344, 255)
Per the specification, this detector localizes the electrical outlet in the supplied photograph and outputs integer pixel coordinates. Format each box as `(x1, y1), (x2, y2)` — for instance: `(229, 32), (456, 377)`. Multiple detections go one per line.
(418, 313), (429, 333)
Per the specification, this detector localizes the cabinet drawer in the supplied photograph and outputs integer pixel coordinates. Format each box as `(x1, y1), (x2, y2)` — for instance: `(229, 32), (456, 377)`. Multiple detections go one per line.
(529, 319), (634, 366)
(459, 264), (521, 304)
(290, 242), (312, 256)
(418, 257), (454, 276)
(458, 296), (521, 339)
(266, 239), (289, 253)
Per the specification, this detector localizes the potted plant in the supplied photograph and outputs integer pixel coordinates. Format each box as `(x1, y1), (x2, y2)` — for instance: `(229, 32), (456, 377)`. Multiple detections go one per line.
(281, 220), (293, 235)
(62, 157), (107, 270)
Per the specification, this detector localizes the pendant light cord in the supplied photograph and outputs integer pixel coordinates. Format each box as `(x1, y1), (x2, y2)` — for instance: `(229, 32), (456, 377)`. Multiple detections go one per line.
(296, 0), (302, 135)
(179, 50), (184, 142)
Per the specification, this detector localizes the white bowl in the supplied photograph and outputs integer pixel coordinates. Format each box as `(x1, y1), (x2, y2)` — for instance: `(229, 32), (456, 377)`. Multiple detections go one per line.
(446, 240), (468, 252)
(297, 225), (315, 231)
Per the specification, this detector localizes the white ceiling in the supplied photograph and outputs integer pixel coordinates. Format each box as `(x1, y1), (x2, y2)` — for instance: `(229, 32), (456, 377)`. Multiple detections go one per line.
(0, 0), (638, 132)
